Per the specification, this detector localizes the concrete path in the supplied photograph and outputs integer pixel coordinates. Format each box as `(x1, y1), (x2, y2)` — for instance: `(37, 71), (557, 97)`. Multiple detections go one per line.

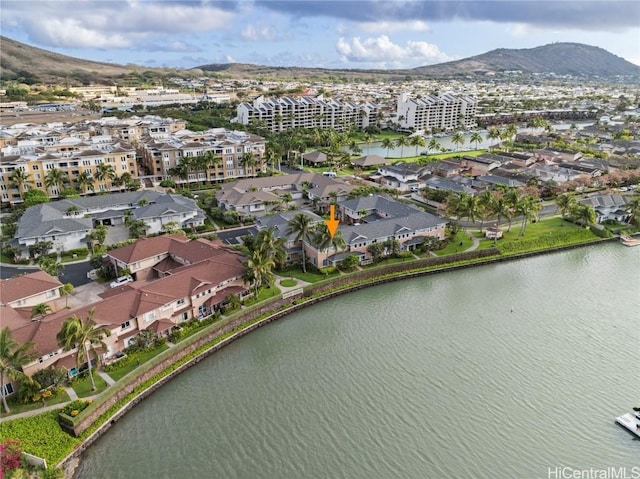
(97, 370), (115, 387)
(274, 274), (310, 294)
(65, 387), (78, 401)
(467, 234), (480, 252)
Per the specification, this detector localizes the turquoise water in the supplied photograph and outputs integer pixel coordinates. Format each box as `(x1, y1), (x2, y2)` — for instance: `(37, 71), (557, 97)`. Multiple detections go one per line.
(75, 244), (639, 479)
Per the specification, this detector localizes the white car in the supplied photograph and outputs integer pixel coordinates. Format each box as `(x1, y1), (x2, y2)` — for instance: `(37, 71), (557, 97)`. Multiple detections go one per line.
(110, 275), (133, 288)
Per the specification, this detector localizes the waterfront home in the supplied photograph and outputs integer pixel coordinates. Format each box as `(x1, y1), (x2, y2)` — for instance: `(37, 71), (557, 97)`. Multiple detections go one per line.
(579, 194), (633, 224)
(13, 191), (205, 258)
(0, 270), (62, 309)
(4, 236), (248, 387)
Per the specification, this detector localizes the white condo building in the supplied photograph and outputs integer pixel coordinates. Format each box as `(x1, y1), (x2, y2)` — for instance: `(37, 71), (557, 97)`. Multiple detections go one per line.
(235, 94), (378, 132)
(396, 93), (476, 132)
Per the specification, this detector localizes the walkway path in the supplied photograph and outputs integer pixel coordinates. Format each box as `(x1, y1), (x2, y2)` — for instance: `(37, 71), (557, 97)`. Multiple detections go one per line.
(97, 370), (115, 387)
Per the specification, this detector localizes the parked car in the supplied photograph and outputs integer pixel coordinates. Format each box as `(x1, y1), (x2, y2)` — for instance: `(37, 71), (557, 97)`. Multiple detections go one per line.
(110, 275), (133, 288)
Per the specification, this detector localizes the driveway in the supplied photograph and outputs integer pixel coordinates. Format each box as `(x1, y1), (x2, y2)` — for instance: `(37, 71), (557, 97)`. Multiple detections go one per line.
(48, 281), (109, 312)
(105, 225), (130, 245)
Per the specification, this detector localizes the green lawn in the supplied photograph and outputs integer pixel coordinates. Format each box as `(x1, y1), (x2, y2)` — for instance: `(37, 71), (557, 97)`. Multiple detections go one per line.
(434, 231), (474, 256)
(107, 344), (170, 382)
(243, 285), (281, 306)
(277, 267), (339, 283)
(0, 389), (71, 418)
(71, 373), (108, 398)
(280, 279), (297, 287)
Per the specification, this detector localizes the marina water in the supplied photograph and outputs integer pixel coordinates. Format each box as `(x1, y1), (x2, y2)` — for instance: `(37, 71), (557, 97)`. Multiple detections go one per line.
(75, 244), (639, 479)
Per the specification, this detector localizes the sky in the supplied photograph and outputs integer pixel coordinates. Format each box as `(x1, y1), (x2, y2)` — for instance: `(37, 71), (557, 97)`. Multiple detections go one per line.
(2, 0), (639, 70)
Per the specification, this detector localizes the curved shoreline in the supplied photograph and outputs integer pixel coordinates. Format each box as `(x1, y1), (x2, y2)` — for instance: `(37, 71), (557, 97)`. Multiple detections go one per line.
(59, 237), (616, 477)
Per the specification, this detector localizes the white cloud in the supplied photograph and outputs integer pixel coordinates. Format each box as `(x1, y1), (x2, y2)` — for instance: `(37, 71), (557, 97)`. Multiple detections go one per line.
(357, 20), (430, 33)
(1, 1), (234, 49)
(336, 35), (451, 65)
(241, 24), (278, 41)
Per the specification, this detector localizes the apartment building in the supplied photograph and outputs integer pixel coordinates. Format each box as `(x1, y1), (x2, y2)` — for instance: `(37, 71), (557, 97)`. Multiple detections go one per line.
(396, 92), (476, 132)
(235, 94), (379, 132)
(139, 128), (266, 185)
(94, 116), (187, 144)
(3, 236), (248, 385)
(0, 129), (137, 204)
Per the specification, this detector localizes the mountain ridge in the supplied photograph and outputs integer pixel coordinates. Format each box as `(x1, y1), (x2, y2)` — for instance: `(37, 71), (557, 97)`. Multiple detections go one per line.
(1, 37), (638, 85)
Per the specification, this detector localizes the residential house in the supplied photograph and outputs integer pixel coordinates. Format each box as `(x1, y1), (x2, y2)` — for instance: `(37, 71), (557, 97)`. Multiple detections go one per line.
(580, 194), (633, 224)
(13, 191), (205, 258)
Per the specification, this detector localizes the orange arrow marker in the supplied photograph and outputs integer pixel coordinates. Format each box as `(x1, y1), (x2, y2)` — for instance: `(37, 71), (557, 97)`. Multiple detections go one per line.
(326, 204), (340, 238)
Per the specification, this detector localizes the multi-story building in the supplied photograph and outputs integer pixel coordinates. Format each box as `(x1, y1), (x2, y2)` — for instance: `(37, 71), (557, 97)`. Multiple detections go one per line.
(94, 116), (187, 144)
(396, 92), (476, 132)
(139, 128), (266, 185)
(0, 133), (137, 204)
(235, 94), (378, 132)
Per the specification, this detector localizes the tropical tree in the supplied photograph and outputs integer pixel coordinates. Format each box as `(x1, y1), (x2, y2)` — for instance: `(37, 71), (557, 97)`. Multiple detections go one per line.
(625, 196), (640, 226)
(427, 138), (441, 156)
(470, 131), (483, 150)
(241, 152), (257, 177)
(409, 135), (426, 157)
(572, 203), (597, 228)
(361, 132), (374, 154)
(45, 167), (67, 193)
(381, 137), (395, 158)
(244, 249), (275, 297)
(60, 283), (75, 308)
(451, 131), (465, 152)
(286, 212), (313, 273)
(37, 257), (64, 277)
(476, 190), (494, 232)
(75, 171), (95, 195)
(487, 128), (501, 150)
(516, 195), (541, 236)
(255, 227), (287, 269)
(556, 193), (577, 219)
(394, 135), (409, 158)
(95, 163), (116, 188)
(9, 169), (33, 197)
(0, 327), (37, 413)
(56, 308), (111, 392)
(30, 303), (52, 321)
(312, 223), (345, 255)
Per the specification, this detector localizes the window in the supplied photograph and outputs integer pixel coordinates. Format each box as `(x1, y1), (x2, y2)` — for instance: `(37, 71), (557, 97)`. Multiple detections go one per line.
(82, 160), (91, 166)
(143, 311), (157, 323)
(121, 321), (130, 329)
(2, 383), (14, 396)
(176, 298), (185, 306)
(32, 164), (39, 170)
(45, 290), (56, 298)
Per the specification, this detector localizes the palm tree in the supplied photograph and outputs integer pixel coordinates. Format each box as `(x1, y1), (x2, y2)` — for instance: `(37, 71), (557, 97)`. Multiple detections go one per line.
(517, 195), (541, 236)
(10, 169), (33, 197)
(427, 138), (441, 156)
(76, 171), (95, 195)
(361, 133), (374, 154)
(202, 150), (222, 183)
(255, 227), (286, 269)
(57, 308), (111, 391)
(241, 152), (257, 178)
(476, 190), (494, 232)
(45, 167), (67, 194)
(312, 223), (346, 256)
(95, 163), (116, 189)
(394, 135), (409, 158)
(60, 283), (75, 308)
(409, 135), (426, 156)
(244, 249), (275, 297)
(119, 171), (133, 191)
(451, 131), (465, 152)
(286, 212), (313, 273)
(556, 193), (577, 219)
(625, 197), (640, 226)
(381, 137), (394, 158)
(487, 128), (501, 150)
(574, 204), (596, 228)
(0, 327), (37, 413)
(30, 303), (52, 321)
(470, 132), (483, 150)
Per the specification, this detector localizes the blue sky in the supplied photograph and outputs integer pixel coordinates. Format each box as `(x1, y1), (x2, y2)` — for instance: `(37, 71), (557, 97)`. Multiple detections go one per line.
(2, 1), (639, 70)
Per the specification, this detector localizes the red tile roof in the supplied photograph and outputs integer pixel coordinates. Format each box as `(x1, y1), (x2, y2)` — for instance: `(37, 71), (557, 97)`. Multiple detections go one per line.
(0, 270), (62, 304)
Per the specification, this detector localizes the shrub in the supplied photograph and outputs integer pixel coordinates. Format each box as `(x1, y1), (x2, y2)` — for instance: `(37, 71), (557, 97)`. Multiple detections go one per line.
(61, 399), (91, 416)
(0, 438), (22, 476)
(159, 180), (176, 188)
